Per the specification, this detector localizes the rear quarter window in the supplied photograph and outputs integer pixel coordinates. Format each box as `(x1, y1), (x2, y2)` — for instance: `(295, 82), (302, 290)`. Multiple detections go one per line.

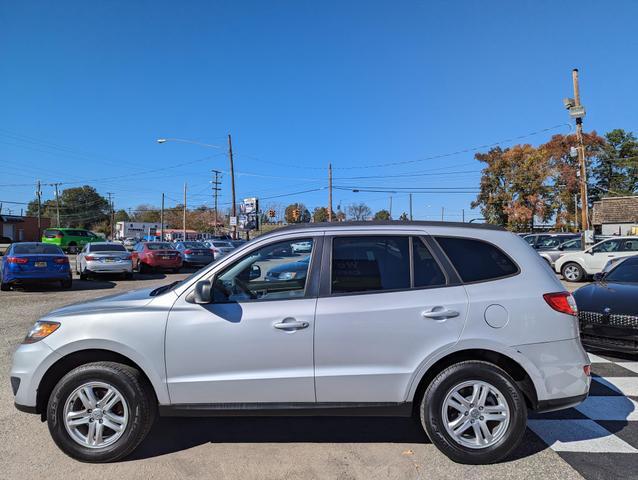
(435, 236), (519, 283)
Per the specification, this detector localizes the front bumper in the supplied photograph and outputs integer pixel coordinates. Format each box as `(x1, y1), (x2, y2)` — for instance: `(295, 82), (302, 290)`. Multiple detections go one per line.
(515, 337), (591, 411)
(10, 340), (62, 412)
(86, 260), (133, 274)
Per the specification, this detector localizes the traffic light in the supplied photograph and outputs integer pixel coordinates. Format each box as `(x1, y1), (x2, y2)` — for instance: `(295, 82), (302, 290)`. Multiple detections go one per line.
(292, 208), (300, 221)
(268, 209), (276, 218)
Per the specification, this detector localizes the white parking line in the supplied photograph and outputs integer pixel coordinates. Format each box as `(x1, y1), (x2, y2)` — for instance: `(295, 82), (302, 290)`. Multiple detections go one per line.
(587, 353), (611, 364)
(528, 419), (638, 453)
(593, 377), (638, 397)
(575, 396), (638, 421)
(618, 362), (638, 374)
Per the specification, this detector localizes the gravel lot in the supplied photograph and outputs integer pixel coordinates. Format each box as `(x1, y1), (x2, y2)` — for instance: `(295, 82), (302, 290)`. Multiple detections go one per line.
(0, 263), (587, 480)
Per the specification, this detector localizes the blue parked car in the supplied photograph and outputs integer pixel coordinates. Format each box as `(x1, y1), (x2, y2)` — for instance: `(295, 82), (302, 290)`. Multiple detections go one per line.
(0, 242), (72, 291)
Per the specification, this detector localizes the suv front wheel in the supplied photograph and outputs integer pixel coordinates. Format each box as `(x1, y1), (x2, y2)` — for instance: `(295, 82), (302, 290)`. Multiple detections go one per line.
(47, 362), (155, 462)
(561, 262), (585, 282)
(420, 361), (527, 464)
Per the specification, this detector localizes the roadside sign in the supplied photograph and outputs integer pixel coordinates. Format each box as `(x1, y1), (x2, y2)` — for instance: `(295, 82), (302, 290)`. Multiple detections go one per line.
(229, 216), (237, 226)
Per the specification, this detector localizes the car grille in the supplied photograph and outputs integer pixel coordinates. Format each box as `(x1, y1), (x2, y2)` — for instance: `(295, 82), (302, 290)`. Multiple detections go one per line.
(579, 310), (638, 329)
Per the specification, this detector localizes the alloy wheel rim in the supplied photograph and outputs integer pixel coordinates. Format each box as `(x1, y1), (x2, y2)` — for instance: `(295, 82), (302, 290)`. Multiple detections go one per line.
(63, 381), (129, 449)
(564, 265), (579, 280)
(441, 380), (510, 449)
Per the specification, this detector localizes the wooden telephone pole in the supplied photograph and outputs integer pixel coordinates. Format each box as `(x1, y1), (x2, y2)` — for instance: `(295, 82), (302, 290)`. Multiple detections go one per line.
(571, 69), (589, 231)
(328, 163), (333, 222)
(228, 134), (237, 239)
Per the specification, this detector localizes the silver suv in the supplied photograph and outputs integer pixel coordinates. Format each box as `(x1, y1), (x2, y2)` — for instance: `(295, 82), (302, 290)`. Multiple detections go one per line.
(11, 222), (590, 464)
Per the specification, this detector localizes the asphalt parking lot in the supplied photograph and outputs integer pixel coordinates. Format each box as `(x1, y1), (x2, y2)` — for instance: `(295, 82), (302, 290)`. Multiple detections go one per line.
(0, 266), (633, 480)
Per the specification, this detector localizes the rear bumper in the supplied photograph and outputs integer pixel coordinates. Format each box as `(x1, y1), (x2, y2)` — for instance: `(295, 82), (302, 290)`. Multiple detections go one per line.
(183, 254), (214, 265)
(4, 272), (71, 284)
(145, 257), (182, 268)
(515, 337), (591, 411)
(85, 260), (133, 274)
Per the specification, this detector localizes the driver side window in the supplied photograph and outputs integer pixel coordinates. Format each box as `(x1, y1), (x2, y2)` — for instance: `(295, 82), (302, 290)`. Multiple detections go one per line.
(212, 238), (314, 303)
(592, 240), (620, 253)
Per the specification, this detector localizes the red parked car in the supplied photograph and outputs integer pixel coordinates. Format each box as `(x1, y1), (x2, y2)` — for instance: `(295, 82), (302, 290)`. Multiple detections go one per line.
(131, 242), (182, 273)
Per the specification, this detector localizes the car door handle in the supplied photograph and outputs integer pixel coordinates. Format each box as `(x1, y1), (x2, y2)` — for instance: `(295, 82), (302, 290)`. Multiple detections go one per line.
(273, 320), (309, 330)
(421, 307), (460, 320)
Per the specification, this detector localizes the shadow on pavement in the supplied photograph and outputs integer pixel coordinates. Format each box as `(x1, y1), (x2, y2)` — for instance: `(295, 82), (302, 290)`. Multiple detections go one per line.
(128, 416), (547, 462)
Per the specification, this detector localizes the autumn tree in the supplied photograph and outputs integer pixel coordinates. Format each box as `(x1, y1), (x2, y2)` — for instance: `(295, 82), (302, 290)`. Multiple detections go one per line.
(374, 209), (391, 220)
(347, 202), (372, 220)
(591, 129), (638, 200)
(472, 145), (553, 231)
(540, 132), (605, 228)
(131, 204), (161, 223)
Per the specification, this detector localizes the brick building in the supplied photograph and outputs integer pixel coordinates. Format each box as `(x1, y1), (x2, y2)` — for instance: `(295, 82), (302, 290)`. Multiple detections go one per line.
(0, 215), (51, 242)
(591, 196), (638, 236)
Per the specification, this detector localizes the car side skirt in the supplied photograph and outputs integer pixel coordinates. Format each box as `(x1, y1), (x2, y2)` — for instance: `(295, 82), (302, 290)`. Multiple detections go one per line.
(159, 402), (413, 417)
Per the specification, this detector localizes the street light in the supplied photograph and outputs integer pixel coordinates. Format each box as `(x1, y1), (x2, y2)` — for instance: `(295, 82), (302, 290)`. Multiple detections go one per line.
(156, 138), (222, 149)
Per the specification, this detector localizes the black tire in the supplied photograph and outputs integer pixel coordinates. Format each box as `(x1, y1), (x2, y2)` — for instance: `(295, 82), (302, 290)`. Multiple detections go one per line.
(124, 272), (133, 280)
(60, 278), (73, 290)
(0, 281), (10, 291)
(420, 361), (527, 465)
(138, 262), (148, 274)
(561, 262), (584, 282)
(67, 243), (78, 254)
(47, 362), (156, 463)
(172, 268), (181, 274)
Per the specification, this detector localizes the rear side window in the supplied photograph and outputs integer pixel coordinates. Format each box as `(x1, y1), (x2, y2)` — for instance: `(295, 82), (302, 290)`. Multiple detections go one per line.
(44, 229), (62, 238)
(412, 238), (446, 287)
(331, 236), (410, 294)
(435, 237), (518, 283)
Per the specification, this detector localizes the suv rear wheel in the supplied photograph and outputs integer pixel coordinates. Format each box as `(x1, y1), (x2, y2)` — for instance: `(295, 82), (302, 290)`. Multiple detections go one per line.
(47, 362), (155, 462)
(420, 361), (527, 464)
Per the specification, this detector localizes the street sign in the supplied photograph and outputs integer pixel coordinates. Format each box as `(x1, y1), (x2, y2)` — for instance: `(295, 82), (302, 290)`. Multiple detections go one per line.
(229, 216), (237, 226)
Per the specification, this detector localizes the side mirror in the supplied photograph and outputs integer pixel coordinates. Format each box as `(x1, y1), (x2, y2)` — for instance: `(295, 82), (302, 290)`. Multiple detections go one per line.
(558, 245), (564, 251)
(249, 264), (261, 280)
(190, 280), (213, 304)
(588, 250), (595, 255)
(593, 272), (605, 282)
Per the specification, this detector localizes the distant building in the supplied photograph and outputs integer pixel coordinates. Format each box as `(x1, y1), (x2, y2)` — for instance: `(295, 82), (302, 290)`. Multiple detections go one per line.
(115, 221), (167, 240)
(592, 196), (638, 236)
(0, 215), (51, 242)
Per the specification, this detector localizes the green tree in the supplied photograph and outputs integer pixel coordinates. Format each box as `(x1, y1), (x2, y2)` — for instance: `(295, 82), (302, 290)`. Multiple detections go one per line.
(591, 129), (638, 200)
(114, 209), (130, 223)
(374, 209), (391, 220)
(399, 212), (409, 221)
(26, 185), (109, 228)
(285, 203), (311, 223)
(312, 206), (335, 222)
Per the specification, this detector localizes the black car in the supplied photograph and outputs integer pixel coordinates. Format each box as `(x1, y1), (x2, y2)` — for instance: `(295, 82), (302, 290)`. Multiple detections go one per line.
(574, 255), (638, 354)
(265, 256), (310, 282)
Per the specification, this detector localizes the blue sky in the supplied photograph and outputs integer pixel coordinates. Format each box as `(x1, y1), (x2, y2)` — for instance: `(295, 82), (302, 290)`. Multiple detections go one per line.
(1, 0), (637, 222)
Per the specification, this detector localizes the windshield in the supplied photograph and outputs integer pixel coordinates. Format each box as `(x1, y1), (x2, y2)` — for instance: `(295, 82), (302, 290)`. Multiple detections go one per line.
(89, 244), (126, 252)
(182, 242), (208, 249)
(13, 244), (63, 255)
(146, 243), (173, 250)
(605, 257), (638, 283)
(213, 241), (233, 248)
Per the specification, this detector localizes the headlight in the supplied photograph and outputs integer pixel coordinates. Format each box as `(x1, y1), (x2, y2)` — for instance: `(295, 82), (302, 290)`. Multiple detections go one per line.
(23, 321), (60, 344)
(278, 272), (297, 280)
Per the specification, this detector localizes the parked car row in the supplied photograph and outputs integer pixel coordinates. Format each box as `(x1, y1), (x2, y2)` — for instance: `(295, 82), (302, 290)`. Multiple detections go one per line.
(0, 237), (250, 290)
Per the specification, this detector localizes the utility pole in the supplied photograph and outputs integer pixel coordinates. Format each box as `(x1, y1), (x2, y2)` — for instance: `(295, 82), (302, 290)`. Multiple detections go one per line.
(106, 192), (114, 240)
(574, 193), (578, 232)
(36, 180), (42, 238)
(462, 208), (465, 223)
(183, 182), (187, 241)
(565, 68), (589, 231)
(389, 195), (393, 218)
(441, 206), (445, 221)
(228, 134), (237, 239)
(328, 163), (333, 222)
(212, 169), (222, 234)
(53, 182), (61, 227)
(160, 193), (165, 241)
(409, 194), (413, 220)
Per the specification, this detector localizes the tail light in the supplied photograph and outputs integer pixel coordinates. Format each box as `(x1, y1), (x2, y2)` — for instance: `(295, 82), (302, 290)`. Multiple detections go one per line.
(56, 233), (64, 239)
(53, 257), (69, 264)
(84, 255), (96, 261)
(183, 249), (193, 254)
(543, 292), (578, 316)
(7, 257), (29, 264)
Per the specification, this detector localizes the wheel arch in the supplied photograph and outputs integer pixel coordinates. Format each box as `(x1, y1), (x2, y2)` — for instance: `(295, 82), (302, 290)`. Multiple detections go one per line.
(409, 348), (538, 415)
(36, 349), (159, 421)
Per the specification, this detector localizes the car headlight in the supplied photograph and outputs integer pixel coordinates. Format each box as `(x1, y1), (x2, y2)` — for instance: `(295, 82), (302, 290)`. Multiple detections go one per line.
(23, 321), (60, 344)
(278, 272), (297, 280)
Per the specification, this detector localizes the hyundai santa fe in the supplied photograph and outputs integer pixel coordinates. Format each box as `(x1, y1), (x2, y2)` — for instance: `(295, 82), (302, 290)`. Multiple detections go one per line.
(10, 221), (590, 464)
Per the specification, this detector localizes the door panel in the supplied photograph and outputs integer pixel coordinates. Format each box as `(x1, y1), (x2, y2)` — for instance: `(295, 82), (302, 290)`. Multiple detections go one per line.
(314, 286), (468, 402)
(166, 297), (316, 404)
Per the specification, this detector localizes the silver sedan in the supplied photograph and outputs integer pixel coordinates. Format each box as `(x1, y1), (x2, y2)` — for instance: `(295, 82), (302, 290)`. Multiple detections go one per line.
(76, 242), (133, 279)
